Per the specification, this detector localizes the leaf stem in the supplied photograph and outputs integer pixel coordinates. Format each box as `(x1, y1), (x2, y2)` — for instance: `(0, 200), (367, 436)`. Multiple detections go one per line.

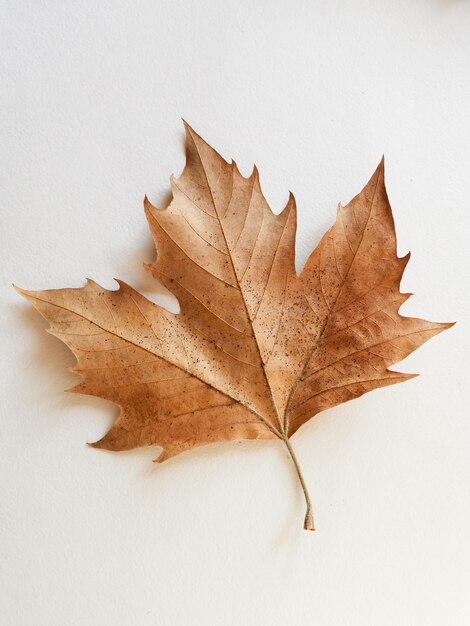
(282, 436), (315, 531)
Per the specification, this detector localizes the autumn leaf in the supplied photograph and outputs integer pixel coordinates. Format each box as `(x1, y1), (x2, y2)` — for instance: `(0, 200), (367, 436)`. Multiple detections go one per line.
(17, 122), (452, 530)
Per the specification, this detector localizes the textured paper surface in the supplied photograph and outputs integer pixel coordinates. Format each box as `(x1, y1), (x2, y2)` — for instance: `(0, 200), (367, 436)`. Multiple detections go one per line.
(1, 1), (469, 625)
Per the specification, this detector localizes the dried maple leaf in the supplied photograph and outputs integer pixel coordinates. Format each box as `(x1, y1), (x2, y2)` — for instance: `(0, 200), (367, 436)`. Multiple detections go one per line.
(17, 123), (452, 530)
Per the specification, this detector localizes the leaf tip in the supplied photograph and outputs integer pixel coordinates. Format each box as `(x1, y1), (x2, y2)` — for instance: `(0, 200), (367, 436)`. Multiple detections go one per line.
(287, 190), (297, 208)
(87, 432), (114, 450)
(143, 195), (157, 214)
(153, 448), (172, 463)
(112, 278), (128, 291)
(13, 284), (36, 301)
(431, 321), (456, 335)
(231, 160), (241, 177)
(13, 284), (26, 297)
(371, 155), (385, 181)
(65, 385), (80, 394)
(182, 118), (197, 139)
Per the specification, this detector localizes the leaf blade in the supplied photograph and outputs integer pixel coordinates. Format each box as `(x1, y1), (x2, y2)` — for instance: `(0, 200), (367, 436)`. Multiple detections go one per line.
(287, 160), (453, 434)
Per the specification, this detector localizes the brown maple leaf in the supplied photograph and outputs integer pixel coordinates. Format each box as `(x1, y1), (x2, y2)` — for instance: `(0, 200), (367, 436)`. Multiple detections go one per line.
(17, 123), (452, 530)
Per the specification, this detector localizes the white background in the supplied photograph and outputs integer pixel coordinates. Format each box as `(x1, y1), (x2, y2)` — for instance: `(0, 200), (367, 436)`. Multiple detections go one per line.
(1, 1), (469, 624)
